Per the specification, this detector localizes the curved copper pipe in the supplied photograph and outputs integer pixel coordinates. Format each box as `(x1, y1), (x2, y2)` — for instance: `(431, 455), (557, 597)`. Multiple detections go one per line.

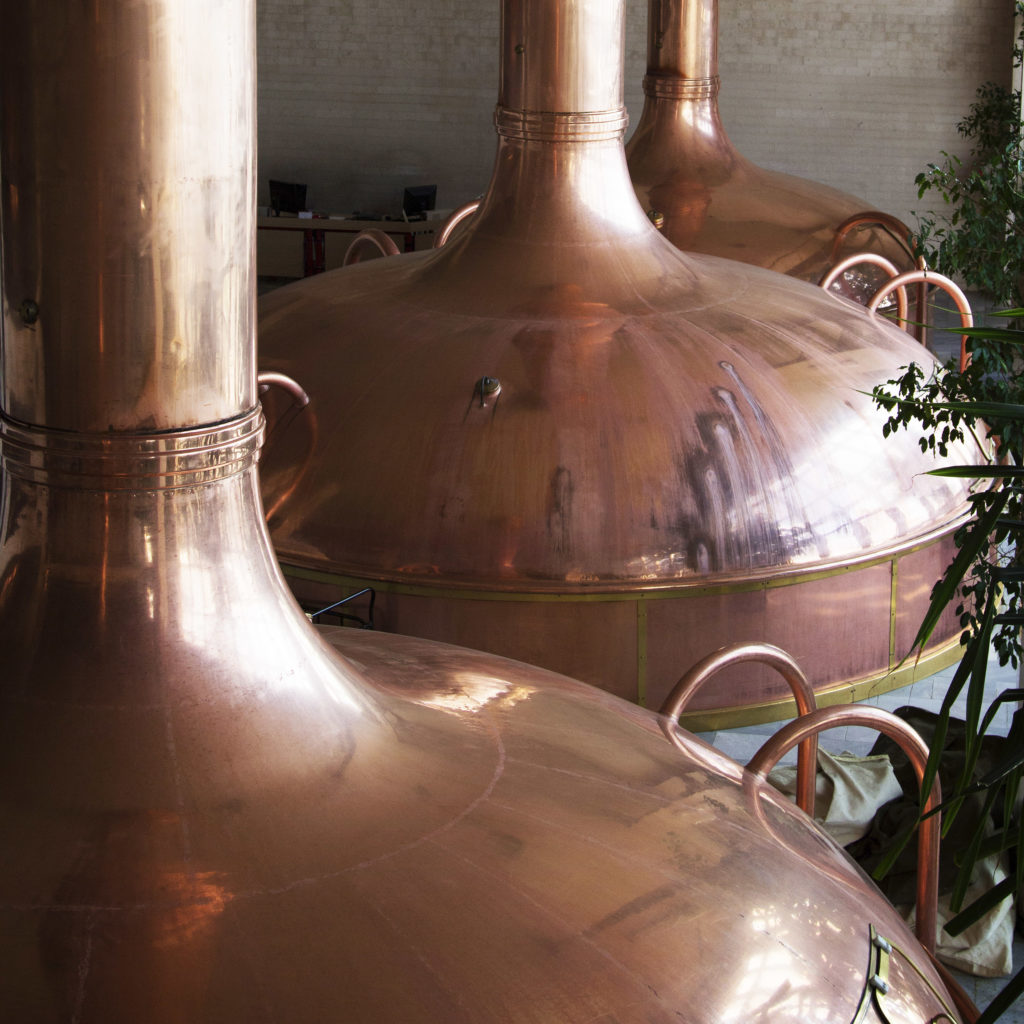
(747, 705), (941, 955)
(829, 211), (916, 266)
(819, 252), (909, 325)
(661, 643), (818, 815)
(433, 201), (481, 248)
(257, 371), (310, 408)
(868, 270), (973, 371)
(342, 229), (400, 266)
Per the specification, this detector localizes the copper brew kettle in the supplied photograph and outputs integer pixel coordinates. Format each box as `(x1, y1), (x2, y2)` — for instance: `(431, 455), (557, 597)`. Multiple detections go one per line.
(256, 0), (975, 720)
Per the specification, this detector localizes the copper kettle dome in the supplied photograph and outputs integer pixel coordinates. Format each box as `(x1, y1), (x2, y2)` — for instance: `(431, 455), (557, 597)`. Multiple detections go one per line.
(625, 0), (917, 302)
(256, 0), (974, 721)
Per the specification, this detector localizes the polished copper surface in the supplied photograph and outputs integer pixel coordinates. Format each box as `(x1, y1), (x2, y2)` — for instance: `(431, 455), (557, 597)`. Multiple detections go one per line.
(0, 1), (974, 1020)
(625, 0), (916, 300)
(257, 0), (976, 714)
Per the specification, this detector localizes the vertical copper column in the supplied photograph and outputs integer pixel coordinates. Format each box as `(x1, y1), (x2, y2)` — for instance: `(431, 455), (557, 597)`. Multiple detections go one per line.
(0, 2), (365, 1014)
(626, 0), (915, 289)
(466, 0), (664, 273)
(0, 2), (254, 430)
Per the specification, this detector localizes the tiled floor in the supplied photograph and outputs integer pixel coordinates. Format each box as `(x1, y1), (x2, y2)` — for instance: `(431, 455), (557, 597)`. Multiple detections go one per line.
(696, 647), (1023, 1021)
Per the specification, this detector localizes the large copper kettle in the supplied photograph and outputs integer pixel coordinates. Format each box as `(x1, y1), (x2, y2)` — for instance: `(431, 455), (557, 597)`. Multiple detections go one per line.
(0, 0), (978, 1020)
(256, 0), (974, 724)
(625, 0), (917, 304)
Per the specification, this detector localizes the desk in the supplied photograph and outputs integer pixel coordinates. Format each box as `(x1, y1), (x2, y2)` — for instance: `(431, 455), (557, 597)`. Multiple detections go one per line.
(257, 216), (438, 278)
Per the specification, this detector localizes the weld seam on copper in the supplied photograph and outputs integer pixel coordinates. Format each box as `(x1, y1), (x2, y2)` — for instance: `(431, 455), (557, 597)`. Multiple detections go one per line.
(0, 408), (265, 489)
(642, 74), (719, 101)
(494, 105), (629, 142)
(279, 517), (966, 600)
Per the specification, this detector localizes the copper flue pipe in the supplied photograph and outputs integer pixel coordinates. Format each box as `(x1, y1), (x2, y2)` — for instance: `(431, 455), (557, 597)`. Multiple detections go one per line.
(0, 3), (254, 431)
(646, 0), (716, 82)
(500, 0), (624, 114)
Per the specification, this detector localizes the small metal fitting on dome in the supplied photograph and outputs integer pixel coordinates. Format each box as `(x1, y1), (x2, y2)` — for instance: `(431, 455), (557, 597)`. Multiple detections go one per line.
(19, 299), (39, 326)
(476, 375), (501, 407)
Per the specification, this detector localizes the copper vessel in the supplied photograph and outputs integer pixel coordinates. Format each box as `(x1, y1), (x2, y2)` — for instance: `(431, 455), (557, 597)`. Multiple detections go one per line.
(0, 0), (976, 1020)
(625, 0), (916, 303)
(256, 0), (975, 724)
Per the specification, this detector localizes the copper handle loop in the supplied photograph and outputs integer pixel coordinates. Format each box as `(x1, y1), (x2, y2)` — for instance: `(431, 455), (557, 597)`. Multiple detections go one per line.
(819, 252), (908, 324)
(660, 642), (818, 816)
(746, 705), (941, 955)
(830, 210), (917, 266)
(434, 200), (481, 248)
(342, 229), (401, 266)
(255, 370), (317, 523)
(867, 269), (973, 372)
(257, 371), (309, 408)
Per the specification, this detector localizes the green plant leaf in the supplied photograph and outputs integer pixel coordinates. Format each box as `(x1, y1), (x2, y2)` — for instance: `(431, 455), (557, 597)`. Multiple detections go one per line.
(946, 874), (1016, 934)
(976, 964), (1024, 1024)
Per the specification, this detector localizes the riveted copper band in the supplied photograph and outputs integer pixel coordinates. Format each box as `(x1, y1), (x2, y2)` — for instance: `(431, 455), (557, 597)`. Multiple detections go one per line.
(0, 407), (265, 489)
(642, 74), (719, 101)
(494, 105), (629, 142)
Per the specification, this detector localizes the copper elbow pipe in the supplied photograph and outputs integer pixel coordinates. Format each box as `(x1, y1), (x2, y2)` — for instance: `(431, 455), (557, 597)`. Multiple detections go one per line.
(342, 228), (401, 265)
(819, 252), (909, 324)
(868, 270), (973, 371)
(660, 643), (818, 814)
(433, 201), (481, 248)
(747, 705), (942, 955)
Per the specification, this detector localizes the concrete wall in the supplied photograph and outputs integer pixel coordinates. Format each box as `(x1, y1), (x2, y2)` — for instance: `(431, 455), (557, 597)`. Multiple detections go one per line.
(257, 0), (1014, 230)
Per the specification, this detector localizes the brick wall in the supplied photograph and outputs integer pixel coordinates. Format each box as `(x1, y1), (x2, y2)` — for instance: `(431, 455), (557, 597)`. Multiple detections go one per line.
(716, 0), (1014, 226)
(258, 0), (1014, 229)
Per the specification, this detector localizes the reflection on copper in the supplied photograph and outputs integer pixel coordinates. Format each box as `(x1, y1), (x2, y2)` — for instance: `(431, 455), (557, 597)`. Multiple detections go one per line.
(625, 0), (916, 303)
(256, 0), (977, 718)
(152, 870), (232, 949)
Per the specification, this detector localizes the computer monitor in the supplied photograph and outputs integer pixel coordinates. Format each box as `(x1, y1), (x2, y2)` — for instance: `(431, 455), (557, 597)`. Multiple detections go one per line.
(402, 184), (437, 220)
(269, 179), (307, 215)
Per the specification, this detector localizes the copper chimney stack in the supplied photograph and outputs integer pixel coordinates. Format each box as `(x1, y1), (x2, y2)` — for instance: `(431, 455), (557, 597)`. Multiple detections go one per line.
(625, 0), (916, 300)
(0, 1), (974, 1020)
(257, 0), (976, 723)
